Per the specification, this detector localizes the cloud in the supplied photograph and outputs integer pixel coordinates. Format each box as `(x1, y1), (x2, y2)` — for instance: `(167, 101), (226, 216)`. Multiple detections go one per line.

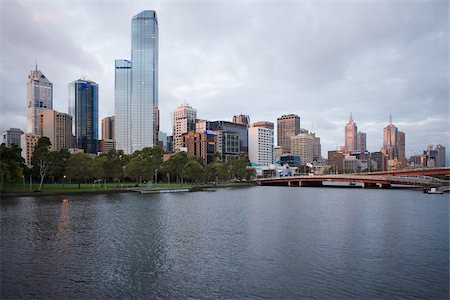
(0, 0), (448, 164)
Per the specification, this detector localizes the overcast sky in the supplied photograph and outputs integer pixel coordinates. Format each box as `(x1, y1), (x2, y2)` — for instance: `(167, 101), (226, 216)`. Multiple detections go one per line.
(0, 0), (448, 162)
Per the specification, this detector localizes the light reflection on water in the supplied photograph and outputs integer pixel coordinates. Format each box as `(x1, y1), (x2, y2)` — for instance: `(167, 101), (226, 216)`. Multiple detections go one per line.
(1, 187), (448, 299)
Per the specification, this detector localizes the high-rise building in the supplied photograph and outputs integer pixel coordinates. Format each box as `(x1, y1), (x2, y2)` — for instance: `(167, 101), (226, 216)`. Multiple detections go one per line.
(356, 131), (366, 151)
(173, 103), (197, 150)
(21, 133), (40, 166)
(328, 150), (344, 173)
(115, 10), (158, 154)
(232, 114), (250, 126)
(435, 144), (446, 167)
(2, 128), (24, 147)
(382, 115), (398, 160)
(277, 114), (300, 153)
(68, 78), (99, 154)
(248, 123), (274, 166)
(311, 132), (322, 161)
(114, 59), (132, 154)
(131, 10), (158, 152)
(27, 66), (53, 135)
(252, 121), (274, 130)
(38, 109), (73, 151)
(398, 131), (406, 166)
(290, 133), (314, 165)
(196, 120), (248, 153)
(345, 113), (357, 153)
(101, 116), (115, 140)
(181, 131), (217, 165)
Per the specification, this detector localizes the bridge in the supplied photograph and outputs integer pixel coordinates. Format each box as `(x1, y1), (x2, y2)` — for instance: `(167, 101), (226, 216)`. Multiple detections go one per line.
(257, 167), (450, 190)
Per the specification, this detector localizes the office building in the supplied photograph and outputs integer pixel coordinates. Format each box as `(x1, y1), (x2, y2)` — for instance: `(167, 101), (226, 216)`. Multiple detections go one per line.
(216, 131), (240, 162)
(435, 144), (446, 167)
(345, 113), (357, 153)
(248, 123), (274, 166)
(328, 151), (344, 173)
(2, 128), (24, 147)
(27, 66), (53, 135)
(370, 151), (386, 171)
(101, 116), (115, 140)
(173, 103), (197, 150)
(277, 114), (300, 153)
(382, 115), (398, 160)
(311, 132), (322, 161)
(398, 131), (406, 166)
(115, 10), (159, 154)
(21, 133), (40, 166)
(181, 131), (216, 165)
(252, 121), (274, 130)
(38, 109), (73, 151)
(114, 59), (132, 154)
(279, 154), (301, 167)
(99, 139), (115, 153)
(232, 114), (250, 126)
(196, 120), (248, 154)
(166, 136), (173, 152)
(356, 131), (366, 151)
(291, 133), (314, 165)
(68, 77), (99, 154)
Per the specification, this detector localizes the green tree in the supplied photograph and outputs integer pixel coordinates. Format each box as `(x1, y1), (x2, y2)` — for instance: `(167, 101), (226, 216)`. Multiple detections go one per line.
(48, 149), (70, 181)
(228, 155), (251, 181)
(124, 155), (146, 184)
(104, 150), (128, 185)
(67, 153), (95, 188)
(0, 144), (24, 190)
(31, 137), (52, 191)
(206, 162), (228, 184)
(182, 159), (205, 183)
(94, 154), (108, 184)
(163, 151), (188, 184)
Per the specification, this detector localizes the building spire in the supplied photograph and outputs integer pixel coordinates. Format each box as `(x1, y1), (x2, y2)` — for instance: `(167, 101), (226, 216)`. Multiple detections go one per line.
(389, 113), (392, 124)
(35, 57), (38, 71)
(349, 112), (353, 122)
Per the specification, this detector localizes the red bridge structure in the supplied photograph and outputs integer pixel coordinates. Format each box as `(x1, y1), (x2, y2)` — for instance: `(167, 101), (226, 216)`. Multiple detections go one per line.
(257, 167), (450, 190)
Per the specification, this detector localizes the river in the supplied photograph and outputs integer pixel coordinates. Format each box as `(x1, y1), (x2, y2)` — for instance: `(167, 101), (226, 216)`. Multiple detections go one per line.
(1, 186), (448, 298)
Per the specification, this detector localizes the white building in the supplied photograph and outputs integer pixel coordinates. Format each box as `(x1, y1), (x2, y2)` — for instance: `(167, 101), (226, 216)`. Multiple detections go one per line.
(290, 133), (314, 165)
(248, 124), (274, 166)
(2, 128), (24, 147)
(172, 103), (197, 150)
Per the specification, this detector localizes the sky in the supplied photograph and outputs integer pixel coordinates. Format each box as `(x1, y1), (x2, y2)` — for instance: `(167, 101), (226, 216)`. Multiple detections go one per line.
(0, 0), (448, 162)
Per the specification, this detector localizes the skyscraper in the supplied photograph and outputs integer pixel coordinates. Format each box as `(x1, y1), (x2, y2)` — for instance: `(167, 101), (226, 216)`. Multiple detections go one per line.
(27, 66), (53, 135)
(115, 59), (132, 154)
(356, 132), (367, 151)
(291, 132), (314, 165)
(398, 131), (406, 166)
(68, 78), (99, 154)
(277, 114), (300, 153)
(131, 10), (158, 152)
(248, 122), (274, 166)
(382, 115), (398, 160)
(345, 113), (357, 153)
(232, 114), (250, 126)
(101, 116), (115, 140)
(173, 103), (197, 149)
(38, 109), (73, 151)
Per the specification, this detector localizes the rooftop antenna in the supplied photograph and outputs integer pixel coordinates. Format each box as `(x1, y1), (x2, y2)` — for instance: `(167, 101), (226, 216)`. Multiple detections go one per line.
(35, 57), (38, 71)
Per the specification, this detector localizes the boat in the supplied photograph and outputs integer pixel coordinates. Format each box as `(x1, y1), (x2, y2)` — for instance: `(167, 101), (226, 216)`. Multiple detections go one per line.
(427, 188), (443, 194)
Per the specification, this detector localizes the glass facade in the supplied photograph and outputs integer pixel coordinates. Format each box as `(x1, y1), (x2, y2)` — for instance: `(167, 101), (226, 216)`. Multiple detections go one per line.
(115, 59), (132, 154)
(68, 79), (98, 154)
(130, 10), (158, 153)
(27, 68), (53, 135)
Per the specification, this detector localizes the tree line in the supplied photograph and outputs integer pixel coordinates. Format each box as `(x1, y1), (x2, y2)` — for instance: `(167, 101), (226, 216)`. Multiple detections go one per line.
(0, 137), (256, 191)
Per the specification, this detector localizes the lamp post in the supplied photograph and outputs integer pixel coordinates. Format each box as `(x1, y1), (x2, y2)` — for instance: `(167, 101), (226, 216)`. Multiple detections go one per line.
(63, 175), (66, 188)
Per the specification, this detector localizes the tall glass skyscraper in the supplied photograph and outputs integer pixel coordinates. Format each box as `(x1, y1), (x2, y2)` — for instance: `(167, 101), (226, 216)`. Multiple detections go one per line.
(115, 10), (158, 154)
(68, 78), (99, 154)
(27, 66), (53, 135)
(115, 59), (132, 154)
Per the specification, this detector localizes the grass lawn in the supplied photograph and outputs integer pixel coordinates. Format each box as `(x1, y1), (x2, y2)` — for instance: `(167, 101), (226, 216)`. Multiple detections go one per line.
(1, 182), (145, 193)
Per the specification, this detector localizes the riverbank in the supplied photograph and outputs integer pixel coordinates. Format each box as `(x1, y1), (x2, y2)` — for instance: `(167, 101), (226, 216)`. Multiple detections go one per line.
(0, 182), (255, 198)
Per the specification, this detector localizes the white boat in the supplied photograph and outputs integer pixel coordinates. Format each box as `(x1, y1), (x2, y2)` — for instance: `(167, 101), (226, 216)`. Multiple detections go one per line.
(427, 188), (443, 194)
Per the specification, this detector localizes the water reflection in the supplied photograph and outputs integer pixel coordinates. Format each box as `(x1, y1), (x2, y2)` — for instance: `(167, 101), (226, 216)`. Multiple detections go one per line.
(58, 199), (70, 234)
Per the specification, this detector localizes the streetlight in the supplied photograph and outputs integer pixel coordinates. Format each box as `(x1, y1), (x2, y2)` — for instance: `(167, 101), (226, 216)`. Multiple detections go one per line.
(63, 175), (67, 188)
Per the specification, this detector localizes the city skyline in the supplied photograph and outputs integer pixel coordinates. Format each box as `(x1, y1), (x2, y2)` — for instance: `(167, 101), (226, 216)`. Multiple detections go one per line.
(0, 1), (448, 161)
